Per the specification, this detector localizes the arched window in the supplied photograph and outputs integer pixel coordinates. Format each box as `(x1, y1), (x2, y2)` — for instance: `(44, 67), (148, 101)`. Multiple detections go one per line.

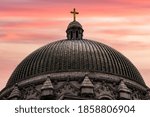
(76, 31), (78, 38)
(71, 31), (73, 39)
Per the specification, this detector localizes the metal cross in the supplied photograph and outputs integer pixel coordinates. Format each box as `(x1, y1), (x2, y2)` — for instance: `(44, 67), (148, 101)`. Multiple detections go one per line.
(70, 8), (79, 21)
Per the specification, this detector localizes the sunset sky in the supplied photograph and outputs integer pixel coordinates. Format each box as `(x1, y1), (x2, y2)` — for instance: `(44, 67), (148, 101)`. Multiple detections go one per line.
(0, 0), (150, 90)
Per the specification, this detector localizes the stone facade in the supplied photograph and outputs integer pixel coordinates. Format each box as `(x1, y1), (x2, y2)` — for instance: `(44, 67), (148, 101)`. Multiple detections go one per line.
(0, 72), (149, 100)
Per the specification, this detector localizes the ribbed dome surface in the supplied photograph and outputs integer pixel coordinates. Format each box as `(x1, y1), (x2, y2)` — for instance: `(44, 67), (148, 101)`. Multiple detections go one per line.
(7, 39), (145, 87)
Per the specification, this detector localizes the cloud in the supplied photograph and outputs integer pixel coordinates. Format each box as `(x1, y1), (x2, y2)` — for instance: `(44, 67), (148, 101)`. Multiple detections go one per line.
(0, 0), (150, 18)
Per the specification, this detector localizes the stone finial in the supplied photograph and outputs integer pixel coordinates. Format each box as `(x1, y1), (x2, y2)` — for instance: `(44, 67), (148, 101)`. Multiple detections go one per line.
(41, 77), (54, 90)
(41, 77), (54, 98)
(118, 80), (131, 93)
(145, 88), (150, 100)
(118, 79), (131, 100)
(81, 75), (94, 96)
(81, 75), (94, 88)
(147, 88), (150, 95)
(8, 83), (21, 100)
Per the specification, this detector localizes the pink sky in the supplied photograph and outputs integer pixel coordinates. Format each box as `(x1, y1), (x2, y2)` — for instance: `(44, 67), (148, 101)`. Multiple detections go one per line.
(0, 0), (150, 90)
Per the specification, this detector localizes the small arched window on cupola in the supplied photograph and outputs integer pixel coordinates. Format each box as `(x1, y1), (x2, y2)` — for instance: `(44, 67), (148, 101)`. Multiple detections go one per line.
(76, 30), (79, 39)
(70, 31), (73, 39)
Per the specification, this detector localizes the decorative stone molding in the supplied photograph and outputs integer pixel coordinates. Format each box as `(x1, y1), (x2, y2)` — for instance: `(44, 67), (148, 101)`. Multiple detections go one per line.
(23, 85), (40, 100)
(55, 82), (80, 98)
(95, 82), (116, 100)
(0, 73), (148, 100)
(144, 88), (150, 100)
(8, 84), (21, 100)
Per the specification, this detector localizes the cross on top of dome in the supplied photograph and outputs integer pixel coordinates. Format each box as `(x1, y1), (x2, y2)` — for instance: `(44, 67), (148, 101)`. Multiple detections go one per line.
(66, 8), (84, 40)
(70, 8), (79, 21)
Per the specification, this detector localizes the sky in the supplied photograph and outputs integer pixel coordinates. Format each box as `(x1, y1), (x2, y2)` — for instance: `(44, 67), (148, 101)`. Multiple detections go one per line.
(0, 0), (150, 90)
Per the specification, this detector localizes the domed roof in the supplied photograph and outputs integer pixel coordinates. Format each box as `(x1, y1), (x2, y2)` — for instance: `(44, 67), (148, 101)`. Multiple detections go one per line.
(67, 21), (82, 29)
(6, 39), (145, 87)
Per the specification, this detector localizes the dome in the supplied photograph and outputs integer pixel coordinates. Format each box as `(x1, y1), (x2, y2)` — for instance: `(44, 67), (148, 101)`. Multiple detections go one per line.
(1, 9), (149, 100)
(6, 39), (146, 87)
(67, 21), (82, 29)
